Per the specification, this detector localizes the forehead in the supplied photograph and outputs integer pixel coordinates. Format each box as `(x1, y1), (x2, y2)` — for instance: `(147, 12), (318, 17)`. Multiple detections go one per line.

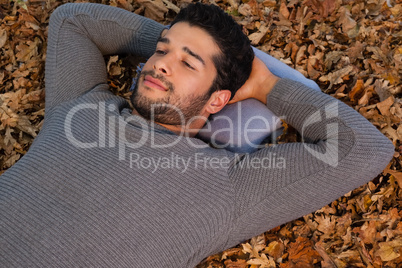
(163, 22), (221, 66)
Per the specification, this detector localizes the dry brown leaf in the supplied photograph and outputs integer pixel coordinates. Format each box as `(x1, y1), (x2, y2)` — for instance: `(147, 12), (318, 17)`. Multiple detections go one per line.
(262, 240), (285, 260)
(247, 253), (275, 267)
(306, 58), (321, 80)
(319, 65), (354, 89)
(279, 2), (290, 19)
(2, 126), (17, 154)
(359, 220), (379, 244)
(0, 72), (5, 84)
(242, 242), (260, 259)
(303, 0), (337, 20)
(376, 239), (402, 262)
(323, 51), (342, 70)
(275, 12), (292, 27)
(349, 79), (364, 103)
(337, 6), (356, 34)
(335, 213), (352, 235)
(221, 247), (246, 260)
(346, 41), (365, 62)
(238, 3), (252, 17)
(248, 24), (269, 45)
(357, 86), (374, 106)
(376, 96), (394, 117)
(15, 38), (40, 62)
(390, 4), (402, 17)
(315, 214), (335, 235)
(314, 241), (336, 268)
(161, 0), (179, 13)
(357, 239), (373, 266)
(367, 46), (389, 65)
(0, 28), (7, 49)
(384, 163), (402, 188)
(280, 237), (322, 268)
(374, 79), (394, 102)
(295, 45), (306, 65)
(136, 0), (168, 22)
(381, 124), (399, 145)
(224, 259), (248, 268)
(341, 227), (353, 247)
(3, 152), (21, 169)
(15, 114), (38, 137)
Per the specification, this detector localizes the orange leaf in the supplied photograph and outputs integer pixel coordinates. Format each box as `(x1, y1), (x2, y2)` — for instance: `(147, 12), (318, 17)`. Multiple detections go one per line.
(349, 79), (365, 103)
(280, 237), (322, 268)
(279, 2), (290, 19)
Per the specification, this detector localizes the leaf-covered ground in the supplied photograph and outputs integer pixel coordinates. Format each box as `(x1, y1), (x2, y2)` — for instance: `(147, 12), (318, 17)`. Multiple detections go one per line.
(0, 0), (401, 267)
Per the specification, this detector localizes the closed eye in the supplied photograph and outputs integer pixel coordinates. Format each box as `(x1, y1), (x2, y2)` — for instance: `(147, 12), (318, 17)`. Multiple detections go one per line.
(155, 50), (166, 55)
(183, 61), (195, 70)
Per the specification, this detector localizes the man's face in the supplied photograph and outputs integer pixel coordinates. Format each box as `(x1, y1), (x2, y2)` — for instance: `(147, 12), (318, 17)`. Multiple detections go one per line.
(131, 22), (221, 125)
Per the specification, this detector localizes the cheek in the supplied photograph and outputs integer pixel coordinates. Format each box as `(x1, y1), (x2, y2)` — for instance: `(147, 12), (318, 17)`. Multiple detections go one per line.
(142, 58), (154, 70)
(178, 76), (209, 95)
(202, 70), (217, 92)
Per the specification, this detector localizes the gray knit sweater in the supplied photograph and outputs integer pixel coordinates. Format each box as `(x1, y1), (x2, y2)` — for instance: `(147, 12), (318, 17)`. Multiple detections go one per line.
(0, 3), (395, 267)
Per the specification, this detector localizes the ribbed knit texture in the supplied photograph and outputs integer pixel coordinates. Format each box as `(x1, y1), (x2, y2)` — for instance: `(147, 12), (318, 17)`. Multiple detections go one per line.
(0, 3), (395, 267)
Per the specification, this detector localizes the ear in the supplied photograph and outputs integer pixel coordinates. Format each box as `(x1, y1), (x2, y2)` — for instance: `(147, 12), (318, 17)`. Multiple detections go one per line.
(205, 90), (231, 114)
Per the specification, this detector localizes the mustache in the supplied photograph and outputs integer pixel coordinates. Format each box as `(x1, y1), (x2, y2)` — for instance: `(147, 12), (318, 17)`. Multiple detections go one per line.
(139, 70), (175, 92)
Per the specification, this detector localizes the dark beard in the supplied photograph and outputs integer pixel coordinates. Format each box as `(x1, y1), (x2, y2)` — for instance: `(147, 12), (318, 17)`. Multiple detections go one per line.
(130, 70), (211, 125)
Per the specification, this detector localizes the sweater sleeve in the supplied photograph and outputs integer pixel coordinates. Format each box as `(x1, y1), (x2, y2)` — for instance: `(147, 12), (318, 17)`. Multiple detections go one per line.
(225, 78), (395, 247)
(45, 3), (165, 110)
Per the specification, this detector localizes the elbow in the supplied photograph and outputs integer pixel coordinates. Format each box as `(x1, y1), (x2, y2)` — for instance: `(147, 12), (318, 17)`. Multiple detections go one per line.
(351, 130), (395, 179)
(49, 3), (91, 24)
(49, 3), (75, 22)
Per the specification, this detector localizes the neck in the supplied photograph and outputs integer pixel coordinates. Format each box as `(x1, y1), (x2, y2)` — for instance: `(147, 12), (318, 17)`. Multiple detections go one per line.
(132, 108), (208, 137)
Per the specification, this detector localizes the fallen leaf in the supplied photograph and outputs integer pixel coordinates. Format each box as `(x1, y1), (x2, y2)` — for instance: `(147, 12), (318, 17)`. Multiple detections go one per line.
(374, 79), (394, 102)
(337, 6), (356, 33)
(280, 237), (322, 268)
(319, 65), (354, 89)
(323, 51), (343, 70)
(349, 79), (364, 103)
(262, 240), (285, 260)
(376, 96), (394, 117)
(314, 241), (336, 268)
(224, 259), (248, 268)
(315, 214), (335, 235)
(248, 24), (269, 45)
(238, 3), (252, 17)
(346, 41), (365, 62)
(279, 2), (290, 19)
(15, 38), (40, 62)
(0, 27), (7, 49)
(136, 0), (168, 22)
(384, 163), (402, 188)
(376, 239), (402, 261)
(357, 86), (374, 106)
(161, 0), (179, 14)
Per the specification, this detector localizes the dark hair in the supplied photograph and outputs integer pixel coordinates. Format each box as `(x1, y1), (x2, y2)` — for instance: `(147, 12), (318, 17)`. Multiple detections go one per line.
(171, 3), (254, 99)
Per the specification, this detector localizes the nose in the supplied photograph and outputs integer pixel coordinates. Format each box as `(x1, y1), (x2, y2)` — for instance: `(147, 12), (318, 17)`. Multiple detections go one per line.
(154, 57), (171, 76)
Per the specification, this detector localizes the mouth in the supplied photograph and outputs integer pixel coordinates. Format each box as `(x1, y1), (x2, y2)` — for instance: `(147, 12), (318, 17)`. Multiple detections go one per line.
(143, 75), (168, 91)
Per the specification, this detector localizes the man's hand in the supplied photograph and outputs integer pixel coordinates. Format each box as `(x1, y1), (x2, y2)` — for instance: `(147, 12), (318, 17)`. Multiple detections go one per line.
(228, 57), (280, 105)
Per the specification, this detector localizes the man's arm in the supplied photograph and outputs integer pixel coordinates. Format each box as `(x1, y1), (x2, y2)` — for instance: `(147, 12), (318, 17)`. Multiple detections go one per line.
(45, 3), (165, 110)
(224, 59), (395, 247)
(198, 48), (321, 154)
(252, 46), (320, 91)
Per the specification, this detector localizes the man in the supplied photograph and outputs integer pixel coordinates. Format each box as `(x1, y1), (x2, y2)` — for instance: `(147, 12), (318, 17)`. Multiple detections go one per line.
(0, 2), (394, 267)
(130, 3), (253, 137)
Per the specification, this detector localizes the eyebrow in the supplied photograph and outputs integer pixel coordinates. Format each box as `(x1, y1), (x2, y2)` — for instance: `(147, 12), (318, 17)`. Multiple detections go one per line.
(157, 37), (206, 66)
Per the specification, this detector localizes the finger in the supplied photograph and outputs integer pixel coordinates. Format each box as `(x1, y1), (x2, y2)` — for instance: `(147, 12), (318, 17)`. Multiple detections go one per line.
(228, 90), (248, 104)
